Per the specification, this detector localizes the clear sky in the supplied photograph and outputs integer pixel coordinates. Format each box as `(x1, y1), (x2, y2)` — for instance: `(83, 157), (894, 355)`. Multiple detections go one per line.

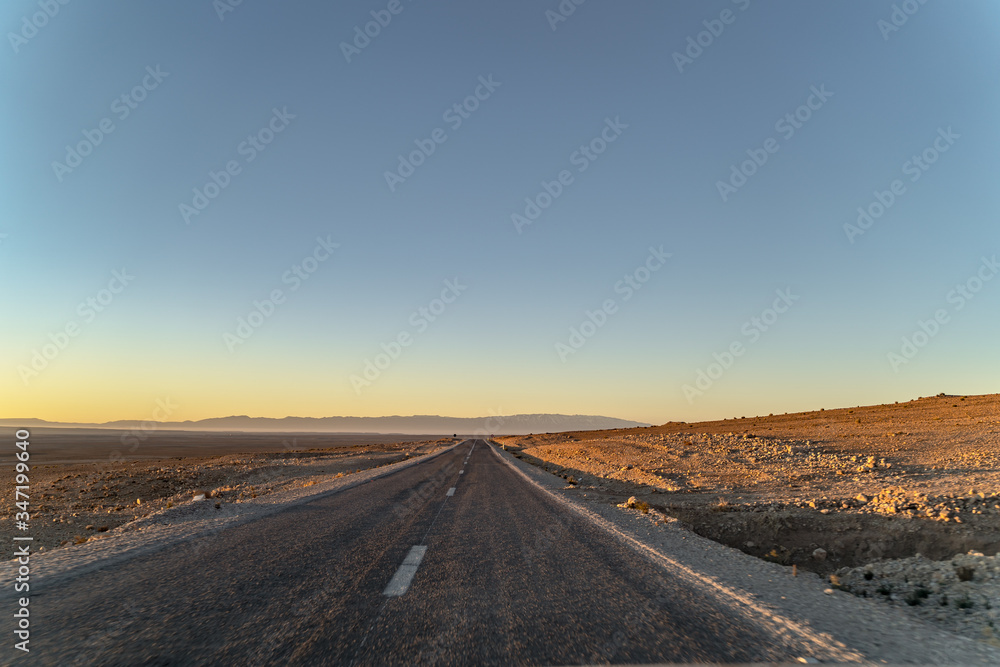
(2, 1), (998, 425)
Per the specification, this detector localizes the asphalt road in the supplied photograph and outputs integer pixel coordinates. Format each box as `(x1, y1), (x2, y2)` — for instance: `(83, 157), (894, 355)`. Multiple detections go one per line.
(24, 440), (804, 665)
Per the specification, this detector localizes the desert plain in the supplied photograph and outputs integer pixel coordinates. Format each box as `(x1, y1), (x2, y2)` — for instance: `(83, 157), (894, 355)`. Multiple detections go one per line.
(2, 429), (453, 552)
(5, 393), (999, 646)
(497, 392), (1000, 644)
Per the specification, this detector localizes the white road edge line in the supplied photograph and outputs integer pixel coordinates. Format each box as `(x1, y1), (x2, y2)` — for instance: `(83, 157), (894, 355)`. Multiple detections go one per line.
(6, 441), (465, 593)
(383, 545), (428, 597)
(446, 487), (456, 496)
(487, 443), (865, 664)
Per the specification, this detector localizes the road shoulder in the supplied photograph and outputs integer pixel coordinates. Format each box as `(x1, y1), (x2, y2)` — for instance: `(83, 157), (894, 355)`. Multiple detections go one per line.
(1, 443), (459, 591)
(490, 442), (1000, 665)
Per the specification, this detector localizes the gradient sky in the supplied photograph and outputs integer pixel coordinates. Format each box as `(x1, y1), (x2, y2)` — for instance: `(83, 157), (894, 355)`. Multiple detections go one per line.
(2, 1), (998, 425)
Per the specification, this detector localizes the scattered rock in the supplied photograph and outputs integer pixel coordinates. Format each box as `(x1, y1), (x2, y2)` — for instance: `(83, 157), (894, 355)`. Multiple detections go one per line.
(835, 551), (1000, 643)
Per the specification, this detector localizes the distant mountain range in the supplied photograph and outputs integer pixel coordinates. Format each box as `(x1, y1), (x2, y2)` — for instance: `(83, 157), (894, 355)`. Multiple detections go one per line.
(0, 414), (650, 435)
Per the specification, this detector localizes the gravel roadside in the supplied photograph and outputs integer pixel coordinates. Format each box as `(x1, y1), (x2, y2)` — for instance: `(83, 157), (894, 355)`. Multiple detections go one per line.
(1, 442), (458, 592)
(490, 441), (1000, 665)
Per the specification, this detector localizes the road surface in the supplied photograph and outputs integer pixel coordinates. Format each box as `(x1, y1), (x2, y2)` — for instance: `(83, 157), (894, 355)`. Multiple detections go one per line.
(25, 440), (805, 665)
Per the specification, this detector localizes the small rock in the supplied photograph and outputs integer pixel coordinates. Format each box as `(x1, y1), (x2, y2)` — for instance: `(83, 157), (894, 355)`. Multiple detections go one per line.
(813, 548), (828, 561)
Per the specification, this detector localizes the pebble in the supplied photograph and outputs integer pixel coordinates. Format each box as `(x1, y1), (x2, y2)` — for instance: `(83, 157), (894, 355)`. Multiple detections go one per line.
(835, 550), (1000, 643)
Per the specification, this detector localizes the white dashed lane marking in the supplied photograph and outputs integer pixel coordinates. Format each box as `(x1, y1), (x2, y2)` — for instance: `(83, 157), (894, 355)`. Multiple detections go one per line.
(383, 546), (428, 597)
(383, 444), (471, 598)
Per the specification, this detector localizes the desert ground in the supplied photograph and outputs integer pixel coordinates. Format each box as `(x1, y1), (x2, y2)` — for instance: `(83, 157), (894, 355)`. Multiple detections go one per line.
(2, 429), (453, 552)
(497, 393), (1000, 645)
(7, 395), (999, 648)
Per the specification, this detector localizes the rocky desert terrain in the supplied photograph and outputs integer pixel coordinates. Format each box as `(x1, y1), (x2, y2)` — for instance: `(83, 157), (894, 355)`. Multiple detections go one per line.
(2, 431), (453, 553)
(497, 393), (1000, 646)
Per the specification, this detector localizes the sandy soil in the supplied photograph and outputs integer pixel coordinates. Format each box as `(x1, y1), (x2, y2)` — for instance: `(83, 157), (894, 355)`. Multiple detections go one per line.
(3, 433), (453, 553)
(497, 393), (1000, 645)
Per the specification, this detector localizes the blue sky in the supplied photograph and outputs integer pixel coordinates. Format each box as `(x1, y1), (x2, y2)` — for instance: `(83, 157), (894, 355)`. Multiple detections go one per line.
(2, 0), (998, 424)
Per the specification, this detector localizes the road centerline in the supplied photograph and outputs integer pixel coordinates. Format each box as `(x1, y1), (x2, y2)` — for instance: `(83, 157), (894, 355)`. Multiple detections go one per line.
(379, 440), (473, 599)
(383, 545), (428, 597)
